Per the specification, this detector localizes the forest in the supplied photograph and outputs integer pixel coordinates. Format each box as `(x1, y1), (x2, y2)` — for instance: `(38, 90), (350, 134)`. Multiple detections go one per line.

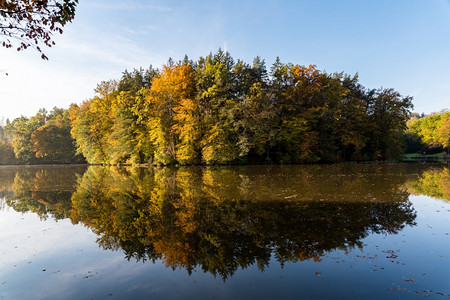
(405, 111), (450, 155)
(1, 50), (447, 165)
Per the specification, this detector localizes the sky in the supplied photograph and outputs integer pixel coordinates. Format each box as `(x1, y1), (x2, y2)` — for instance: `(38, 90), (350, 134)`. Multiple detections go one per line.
(1, 0), (449, 121)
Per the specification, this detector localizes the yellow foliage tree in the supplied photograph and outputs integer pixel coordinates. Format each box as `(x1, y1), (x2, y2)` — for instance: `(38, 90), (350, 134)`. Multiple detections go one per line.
(147, 63), (198, 165)
(438, 117), (450, 154)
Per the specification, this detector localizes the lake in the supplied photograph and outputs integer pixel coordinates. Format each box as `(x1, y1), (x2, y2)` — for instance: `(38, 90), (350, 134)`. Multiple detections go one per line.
(0, 164), (449, 299)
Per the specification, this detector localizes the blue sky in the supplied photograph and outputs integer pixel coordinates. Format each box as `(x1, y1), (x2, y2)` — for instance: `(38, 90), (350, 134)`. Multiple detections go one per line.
(1, 0), (449, 121)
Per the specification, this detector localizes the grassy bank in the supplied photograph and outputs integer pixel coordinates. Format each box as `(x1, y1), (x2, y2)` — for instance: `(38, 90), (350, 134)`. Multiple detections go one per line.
(402, 151), (449, 162)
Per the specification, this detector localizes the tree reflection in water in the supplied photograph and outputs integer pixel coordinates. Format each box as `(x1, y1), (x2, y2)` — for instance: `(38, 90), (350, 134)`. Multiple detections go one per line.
(0, 165), (86, 220)
(1, 164), (441, 280)
(69, 165), (418, 279)
(407, 167), (450, 201)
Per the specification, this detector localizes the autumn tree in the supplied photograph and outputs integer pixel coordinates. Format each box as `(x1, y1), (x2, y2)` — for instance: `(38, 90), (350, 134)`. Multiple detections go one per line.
(69, 80), (118, 164)
(408, 111), (450, 154)
(0, 0), (78, 59)
(30, 108), (83, 163)
(171, 64), (200, 165)
(0, 121), (15, 164)
(66, 50), (415, 165)
(6, 109), (48, 163)
(117, 67), (158, 93)
(231, 57), (276, 161)
(333, 74), (369, 161)
(364, 88), (413, 160)
(409, 112), (450, 144)
(147, 62), (199, 165)
(269, 61), (324, 162)
(438, 117), (450, 155)
(196, 50), (239, 164)
(107, 88), (155, 165)
(0, 140), (15, 164)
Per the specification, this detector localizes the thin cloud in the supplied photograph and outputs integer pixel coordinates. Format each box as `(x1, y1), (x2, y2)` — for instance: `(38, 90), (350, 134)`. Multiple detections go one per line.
(59, 40), (131, 66)
(55, 29), (167, 78)
(85, 1), (172, 12)
(121, 25), (158, 36)
(58, 32), (147, 67)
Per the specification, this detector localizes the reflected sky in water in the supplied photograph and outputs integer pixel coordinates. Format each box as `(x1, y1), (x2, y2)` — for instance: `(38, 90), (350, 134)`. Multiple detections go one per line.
(0, 164), (449, 299)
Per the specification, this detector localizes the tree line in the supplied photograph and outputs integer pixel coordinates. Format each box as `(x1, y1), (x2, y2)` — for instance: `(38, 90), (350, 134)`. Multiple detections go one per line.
(0, 108), (84, 164)
(1, 50), (415, 165)
(404, 111), (450, 155)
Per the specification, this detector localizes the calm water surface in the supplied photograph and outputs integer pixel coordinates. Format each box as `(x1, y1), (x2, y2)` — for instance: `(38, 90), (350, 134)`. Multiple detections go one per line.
(0, 164), (449, 299)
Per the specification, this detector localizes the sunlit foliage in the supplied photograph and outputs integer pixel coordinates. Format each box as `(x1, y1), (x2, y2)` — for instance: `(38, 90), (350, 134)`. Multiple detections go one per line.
(30, 108), (82, 163)
(0, 121), (15, 164)
(437, 117), (450, 150)
(407, 111), (450, 154)
(147, 62), (198, 165)
(3, 51), (415, 165)
(67, 51), (413, 165)
(4, 108), (82, 164)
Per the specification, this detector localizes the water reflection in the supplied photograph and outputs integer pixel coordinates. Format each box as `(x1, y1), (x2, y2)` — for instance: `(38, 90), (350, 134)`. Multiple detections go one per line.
(1, 164), (446, 280)
(407, 167), (450, 201)
(0, 166), (86, 220)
